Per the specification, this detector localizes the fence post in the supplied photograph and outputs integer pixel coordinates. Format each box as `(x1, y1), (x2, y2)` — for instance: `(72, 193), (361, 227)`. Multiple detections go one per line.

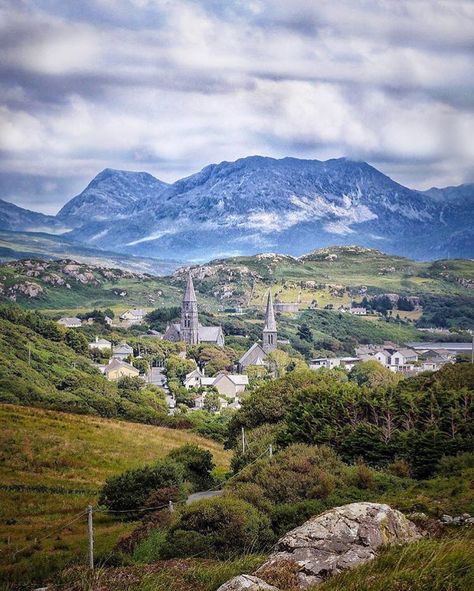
(87, 505), (94, 571)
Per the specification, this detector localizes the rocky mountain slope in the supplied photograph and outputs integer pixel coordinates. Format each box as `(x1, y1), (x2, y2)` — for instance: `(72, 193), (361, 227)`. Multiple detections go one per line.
(1, 157), (473, 261)
(0, 199), (68, 234)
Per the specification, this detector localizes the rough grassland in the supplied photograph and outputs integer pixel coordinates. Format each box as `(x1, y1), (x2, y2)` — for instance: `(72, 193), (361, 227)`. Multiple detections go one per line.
(0, 404), (230, 586)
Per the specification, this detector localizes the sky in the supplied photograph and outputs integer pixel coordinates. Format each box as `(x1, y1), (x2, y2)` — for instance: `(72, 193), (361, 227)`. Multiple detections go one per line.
(0, 0), (473, 214)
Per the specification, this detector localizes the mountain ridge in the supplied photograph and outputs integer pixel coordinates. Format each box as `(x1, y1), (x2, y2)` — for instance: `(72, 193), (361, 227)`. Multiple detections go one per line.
(1, 156), (473, 262)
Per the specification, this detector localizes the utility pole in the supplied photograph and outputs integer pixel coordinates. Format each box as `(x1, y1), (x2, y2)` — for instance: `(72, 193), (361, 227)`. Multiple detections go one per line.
(241, 426), (246, 454)
(269, 444), (273, 457)
(87, 505), (94, 571)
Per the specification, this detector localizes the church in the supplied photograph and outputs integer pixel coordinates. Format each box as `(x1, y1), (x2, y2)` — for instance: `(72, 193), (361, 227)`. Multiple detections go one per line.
(163, 273), (225, 346)
(237, 290), (277, 372)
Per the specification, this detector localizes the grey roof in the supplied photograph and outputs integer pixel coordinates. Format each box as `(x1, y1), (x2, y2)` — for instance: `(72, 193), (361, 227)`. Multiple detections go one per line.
(89, 338), (111, 346)
(239, 342), (267, 366)
(167, 323), (222, 343)
(113, 343), (133, 353)
(395, 348), (418, 357)
(264, 290), (276, 332)
(183, 272), (197, 302)
(104, 358), (138, 374)
(58, 317), (81, 324)
(198, 325), (222, 342)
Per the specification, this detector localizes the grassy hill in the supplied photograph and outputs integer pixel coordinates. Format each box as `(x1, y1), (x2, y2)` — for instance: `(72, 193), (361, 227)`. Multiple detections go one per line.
(0, 404), (230, 586)
(2, 247), (473, 315)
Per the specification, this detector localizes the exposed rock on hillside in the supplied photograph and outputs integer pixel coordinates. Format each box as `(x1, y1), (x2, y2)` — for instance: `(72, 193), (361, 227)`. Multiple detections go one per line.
(217, 503), (420, 591)
(217, 575), (279, 590)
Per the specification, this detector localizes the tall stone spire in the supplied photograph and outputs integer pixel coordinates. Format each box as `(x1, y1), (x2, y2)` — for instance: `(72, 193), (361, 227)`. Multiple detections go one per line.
(180, 272), (199, 345)
(262, 290), (277, 353)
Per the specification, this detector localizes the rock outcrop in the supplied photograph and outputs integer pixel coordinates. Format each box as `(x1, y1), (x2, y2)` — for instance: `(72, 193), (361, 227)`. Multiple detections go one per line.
(217, 502), (420, 591)
(216, 575), (279, 590)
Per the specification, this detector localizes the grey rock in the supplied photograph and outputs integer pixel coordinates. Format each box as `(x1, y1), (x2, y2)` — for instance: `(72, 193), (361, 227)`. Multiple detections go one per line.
(256, 502), (420, 589)
(440, 514), (453, 523)
(216, 574), (279, 591)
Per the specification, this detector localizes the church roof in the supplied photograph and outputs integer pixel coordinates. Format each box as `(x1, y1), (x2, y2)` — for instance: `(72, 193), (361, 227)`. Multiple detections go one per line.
(198, 325), (222, 342)
(239, 342), (267, 366)
(264, 290), (276, 332)
(183, 272), (197, 302)
(165, 323), (222, 344)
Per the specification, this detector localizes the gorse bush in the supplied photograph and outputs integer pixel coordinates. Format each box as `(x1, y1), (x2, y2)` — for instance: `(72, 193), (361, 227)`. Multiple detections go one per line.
(163, 496), (274, 558)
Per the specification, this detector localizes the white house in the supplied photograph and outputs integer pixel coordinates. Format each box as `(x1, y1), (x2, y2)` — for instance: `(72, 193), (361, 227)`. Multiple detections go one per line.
(183, 368), (249, 398)
(120, 309), (146, 324)
(212, 373), (249, 397)
(310, 357), (361, 371)
(57, 317), (82, 328)
(349, 307), (367, 316)
(88, 336), (112, 351)
(112, 343), (134, 360)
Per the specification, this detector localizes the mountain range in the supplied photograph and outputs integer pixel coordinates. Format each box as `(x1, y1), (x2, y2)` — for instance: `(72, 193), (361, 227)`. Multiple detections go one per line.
(1, 156), (473, 263)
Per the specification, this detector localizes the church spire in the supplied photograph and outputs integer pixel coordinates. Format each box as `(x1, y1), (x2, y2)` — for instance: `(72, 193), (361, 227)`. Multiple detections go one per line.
(262, 289), (277, 353)
(180, 272), (199, 345)
(183, 271), (197, 303)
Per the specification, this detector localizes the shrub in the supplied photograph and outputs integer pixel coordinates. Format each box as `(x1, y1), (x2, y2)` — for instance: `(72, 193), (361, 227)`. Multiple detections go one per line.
(167, 444), (215, 491)
(99, 460), (184, 516)
(235, 444), (347, 504)
(163, 496), (273, 558)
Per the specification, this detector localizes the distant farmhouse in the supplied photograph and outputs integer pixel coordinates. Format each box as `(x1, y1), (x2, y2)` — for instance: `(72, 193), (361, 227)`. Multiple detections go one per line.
(120, 308), (146, 325)
(238, 291), (277, 372)
(163, 273), (224, 346)
(57, 317), (82, 328)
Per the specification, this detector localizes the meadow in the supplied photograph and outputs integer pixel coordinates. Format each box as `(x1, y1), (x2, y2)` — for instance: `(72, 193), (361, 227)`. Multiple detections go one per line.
(0, 405), (230, 586)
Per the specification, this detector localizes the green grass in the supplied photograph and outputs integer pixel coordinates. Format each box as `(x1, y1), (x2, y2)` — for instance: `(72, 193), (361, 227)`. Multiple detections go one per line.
(315, 533), (474, 591)
(0, 404), (230, 586)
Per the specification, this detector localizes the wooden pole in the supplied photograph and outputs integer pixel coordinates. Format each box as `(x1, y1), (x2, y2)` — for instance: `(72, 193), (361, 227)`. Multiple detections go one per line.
(269, 444), (273, 457)
(87, 505), (94, 571)
(241, 427), (246, 454)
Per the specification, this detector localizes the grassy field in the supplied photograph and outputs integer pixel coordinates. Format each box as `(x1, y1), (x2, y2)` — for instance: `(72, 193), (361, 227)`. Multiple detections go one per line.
(0, 404), (231, 586)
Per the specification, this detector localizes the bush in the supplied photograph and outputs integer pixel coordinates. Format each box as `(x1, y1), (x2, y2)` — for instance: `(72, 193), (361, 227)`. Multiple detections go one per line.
(234, 444), (346, 505)
(99, 460), (184, 517)
(163, 496), (273, 558)
(167, 444), (215, 491)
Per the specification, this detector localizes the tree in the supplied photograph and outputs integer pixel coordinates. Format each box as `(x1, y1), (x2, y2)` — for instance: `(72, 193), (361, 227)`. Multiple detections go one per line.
(297, 322), (313, 342)
(203, 391), (221, 413)
(64, 329), (89, 355)
(349, 360), (401, 389)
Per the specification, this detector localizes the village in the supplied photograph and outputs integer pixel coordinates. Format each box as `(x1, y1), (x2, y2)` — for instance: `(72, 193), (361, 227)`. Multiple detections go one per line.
(56, 273), (469, 418)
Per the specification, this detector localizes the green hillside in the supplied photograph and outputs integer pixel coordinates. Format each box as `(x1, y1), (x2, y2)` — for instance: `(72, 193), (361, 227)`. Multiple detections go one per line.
(0, 405), (230, 585)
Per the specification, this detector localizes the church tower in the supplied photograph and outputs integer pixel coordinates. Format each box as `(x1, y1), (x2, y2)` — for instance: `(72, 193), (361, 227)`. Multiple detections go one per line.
(180, 272), (199, 345)
(262, 290), (277, 353)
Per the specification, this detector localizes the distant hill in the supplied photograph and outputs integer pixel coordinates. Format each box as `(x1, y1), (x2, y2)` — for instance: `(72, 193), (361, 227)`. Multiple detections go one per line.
(1, 157), (473, 262)
(0, 198), (69, 233)
(0, 230), (181, 275)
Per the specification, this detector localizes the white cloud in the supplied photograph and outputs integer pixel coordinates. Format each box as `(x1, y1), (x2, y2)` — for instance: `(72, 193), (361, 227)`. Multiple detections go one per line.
(0, 0), (473, 211)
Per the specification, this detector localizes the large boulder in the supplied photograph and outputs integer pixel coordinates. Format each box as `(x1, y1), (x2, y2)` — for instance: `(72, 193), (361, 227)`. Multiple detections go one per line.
(255, 502), (420, 589)
(216, 574), (279, 590)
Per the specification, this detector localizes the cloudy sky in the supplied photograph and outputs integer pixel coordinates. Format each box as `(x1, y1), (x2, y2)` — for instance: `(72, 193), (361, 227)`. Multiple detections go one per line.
(1, 0), (473, 214)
